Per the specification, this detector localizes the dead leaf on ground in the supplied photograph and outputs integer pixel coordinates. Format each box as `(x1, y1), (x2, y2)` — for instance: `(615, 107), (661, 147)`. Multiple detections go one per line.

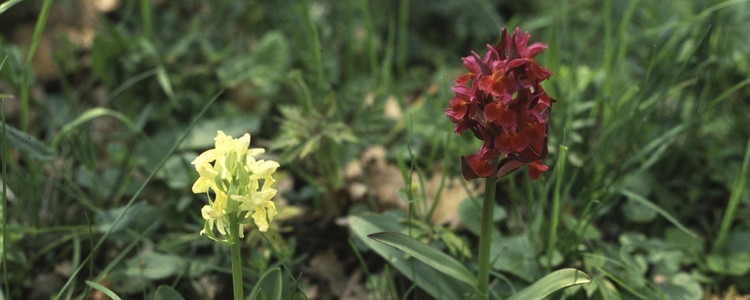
(423, 163), (483, 228)
(12, 0), (114, 82)
(307, 248), (348, 299)
(705, 286), (750, 300)
(351, 146), (482, 228)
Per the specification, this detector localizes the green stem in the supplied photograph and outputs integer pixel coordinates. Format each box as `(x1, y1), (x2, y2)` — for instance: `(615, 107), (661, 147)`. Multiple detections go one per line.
(2, 94), (10, 299)
(547, 145), (568, 269)
(229, 215), (244, 300)
(477, 171), (497, 300)
(714, 136), (750, 251)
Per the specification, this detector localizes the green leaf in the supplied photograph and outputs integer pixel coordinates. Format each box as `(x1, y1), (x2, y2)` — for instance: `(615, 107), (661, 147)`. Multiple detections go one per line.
(248, 268), (282, 300)
(96, 202), (161, 236)
(86, 280), (122, 300)
(51, 107), (140, 148)
(458, 198), (505, 236)
(659, 273), (702, 300)
(506, 268), (591, 300)
(3, 122), (55, 160)
(706, 253), (750, 276)
(349, 212), (472, 299)
(179, 115), (261, 150)
(0, 0), (25, 15)
(621, 198), (658, 223)
(155, 285), (186, 300)
(123, 253), (186, 280)
(368, 231), (477, 287)
(217, 30), (290, 91)
(491, 234), (537, 282)
(155, 152), (196, 189)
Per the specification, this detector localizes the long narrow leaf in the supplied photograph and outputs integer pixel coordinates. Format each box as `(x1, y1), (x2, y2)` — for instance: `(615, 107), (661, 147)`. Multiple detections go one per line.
(506, 268), (591, 300)
(0, 0), (25, 15)
(350, 214), (471, 299)
(621, 189), (697, 238)
(368, 231), (477, 287)
(248, 268), (282, 300)
(4, 122), (55, 160)
(85, 280), (122, 300)
(50, 108), (140, 148)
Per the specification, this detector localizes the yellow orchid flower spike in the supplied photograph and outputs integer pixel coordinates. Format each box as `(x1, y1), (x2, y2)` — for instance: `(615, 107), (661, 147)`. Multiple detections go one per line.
(192, 130), (280, 244)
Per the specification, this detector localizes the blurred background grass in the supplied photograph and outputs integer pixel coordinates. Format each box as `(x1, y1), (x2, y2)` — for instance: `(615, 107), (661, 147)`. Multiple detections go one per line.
(1, 0), (749, 299)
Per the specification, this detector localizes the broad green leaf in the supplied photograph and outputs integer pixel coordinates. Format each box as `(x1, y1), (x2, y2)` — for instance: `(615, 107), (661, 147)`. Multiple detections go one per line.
(659, 273), (702, 300)
(86, 280), (122, 300)
(727, 231), (750, 255)
(155, 152), (196, 189)
(155, 285), (185, 300)
(123, 253), (186, 280)
(217, 30), (289, 92)
(491, 234), (537, 282)
(178, 115), (261, 150)
(621, 198), (658, 223)
(563, 215), (601, 240)
(3, 122), (55, 160)
(349, 212), (472, 299)
(506, 268), (591, 300)
(705, 253), (750, 276)
(458, 198), (505, 236)
(248, 268), (282, 300)
(96, 202), (161, 237)
(368, 231), (477, 287)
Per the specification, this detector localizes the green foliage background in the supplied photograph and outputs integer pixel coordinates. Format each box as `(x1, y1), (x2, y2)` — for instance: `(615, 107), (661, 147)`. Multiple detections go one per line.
(0, 0), (749, 299)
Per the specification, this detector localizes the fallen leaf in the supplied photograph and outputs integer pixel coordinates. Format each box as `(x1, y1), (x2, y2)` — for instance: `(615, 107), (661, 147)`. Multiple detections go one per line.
(307, 248), (348, 298)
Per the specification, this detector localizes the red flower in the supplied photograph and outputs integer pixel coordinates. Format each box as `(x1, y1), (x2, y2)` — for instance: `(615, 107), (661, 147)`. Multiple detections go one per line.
(445, 28), (555, 180)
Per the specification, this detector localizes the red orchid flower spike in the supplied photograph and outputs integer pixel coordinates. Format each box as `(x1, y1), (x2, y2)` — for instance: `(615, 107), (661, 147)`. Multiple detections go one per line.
(445, 28), (555, 180)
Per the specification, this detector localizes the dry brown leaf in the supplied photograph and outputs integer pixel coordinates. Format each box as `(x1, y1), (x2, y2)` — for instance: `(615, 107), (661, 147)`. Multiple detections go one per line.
(197, 275), (221, 300)
(356, 146), (482, 227)
(705, 286), (750, 300)
(384, 95), (402, 120)
(12, 0), (106, 82)
(93, 0), (120, 12)
(361, 146), (407, 210)
(423, 164), (483, 227)
(340, 268), (370, 300)
(308, 249), (348, 298)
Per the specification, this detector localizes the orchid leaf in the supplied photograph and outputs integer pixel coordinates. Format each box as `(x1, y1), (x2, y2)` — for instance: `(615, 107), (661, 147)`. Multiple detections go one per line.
(368, 231), (477, 287)
(155, 285), (185, 300)
(248, 268), (282, 300)
(350, 212), (472, 299)
(3, 122), (55, 160)
(506, 268), (591, 300)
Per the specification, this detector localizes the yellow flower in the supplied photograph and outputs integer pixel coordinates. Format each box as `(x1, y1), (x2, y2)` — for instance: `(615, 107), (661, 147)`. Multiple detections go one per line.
(201, 190), (229, 235)
(192, 161), (219, 193)
(193, 130), (280, 238)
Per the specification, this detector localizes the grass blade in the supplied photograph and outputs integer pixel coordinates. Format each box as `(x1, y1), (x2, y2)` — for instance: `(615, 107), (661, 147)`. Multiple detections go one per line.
(620, 189), (697, 238)
(85, 280), (122, 300)
(50, 108), (140, 148)
(713, 136), (750, 251)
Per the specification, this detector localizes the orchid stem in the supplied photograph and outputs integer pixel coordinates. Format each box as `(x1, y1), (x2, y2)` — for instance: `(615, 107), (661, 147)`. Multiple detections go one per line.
(229, 216), (244, 300)
(478, 171), (497, 300)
